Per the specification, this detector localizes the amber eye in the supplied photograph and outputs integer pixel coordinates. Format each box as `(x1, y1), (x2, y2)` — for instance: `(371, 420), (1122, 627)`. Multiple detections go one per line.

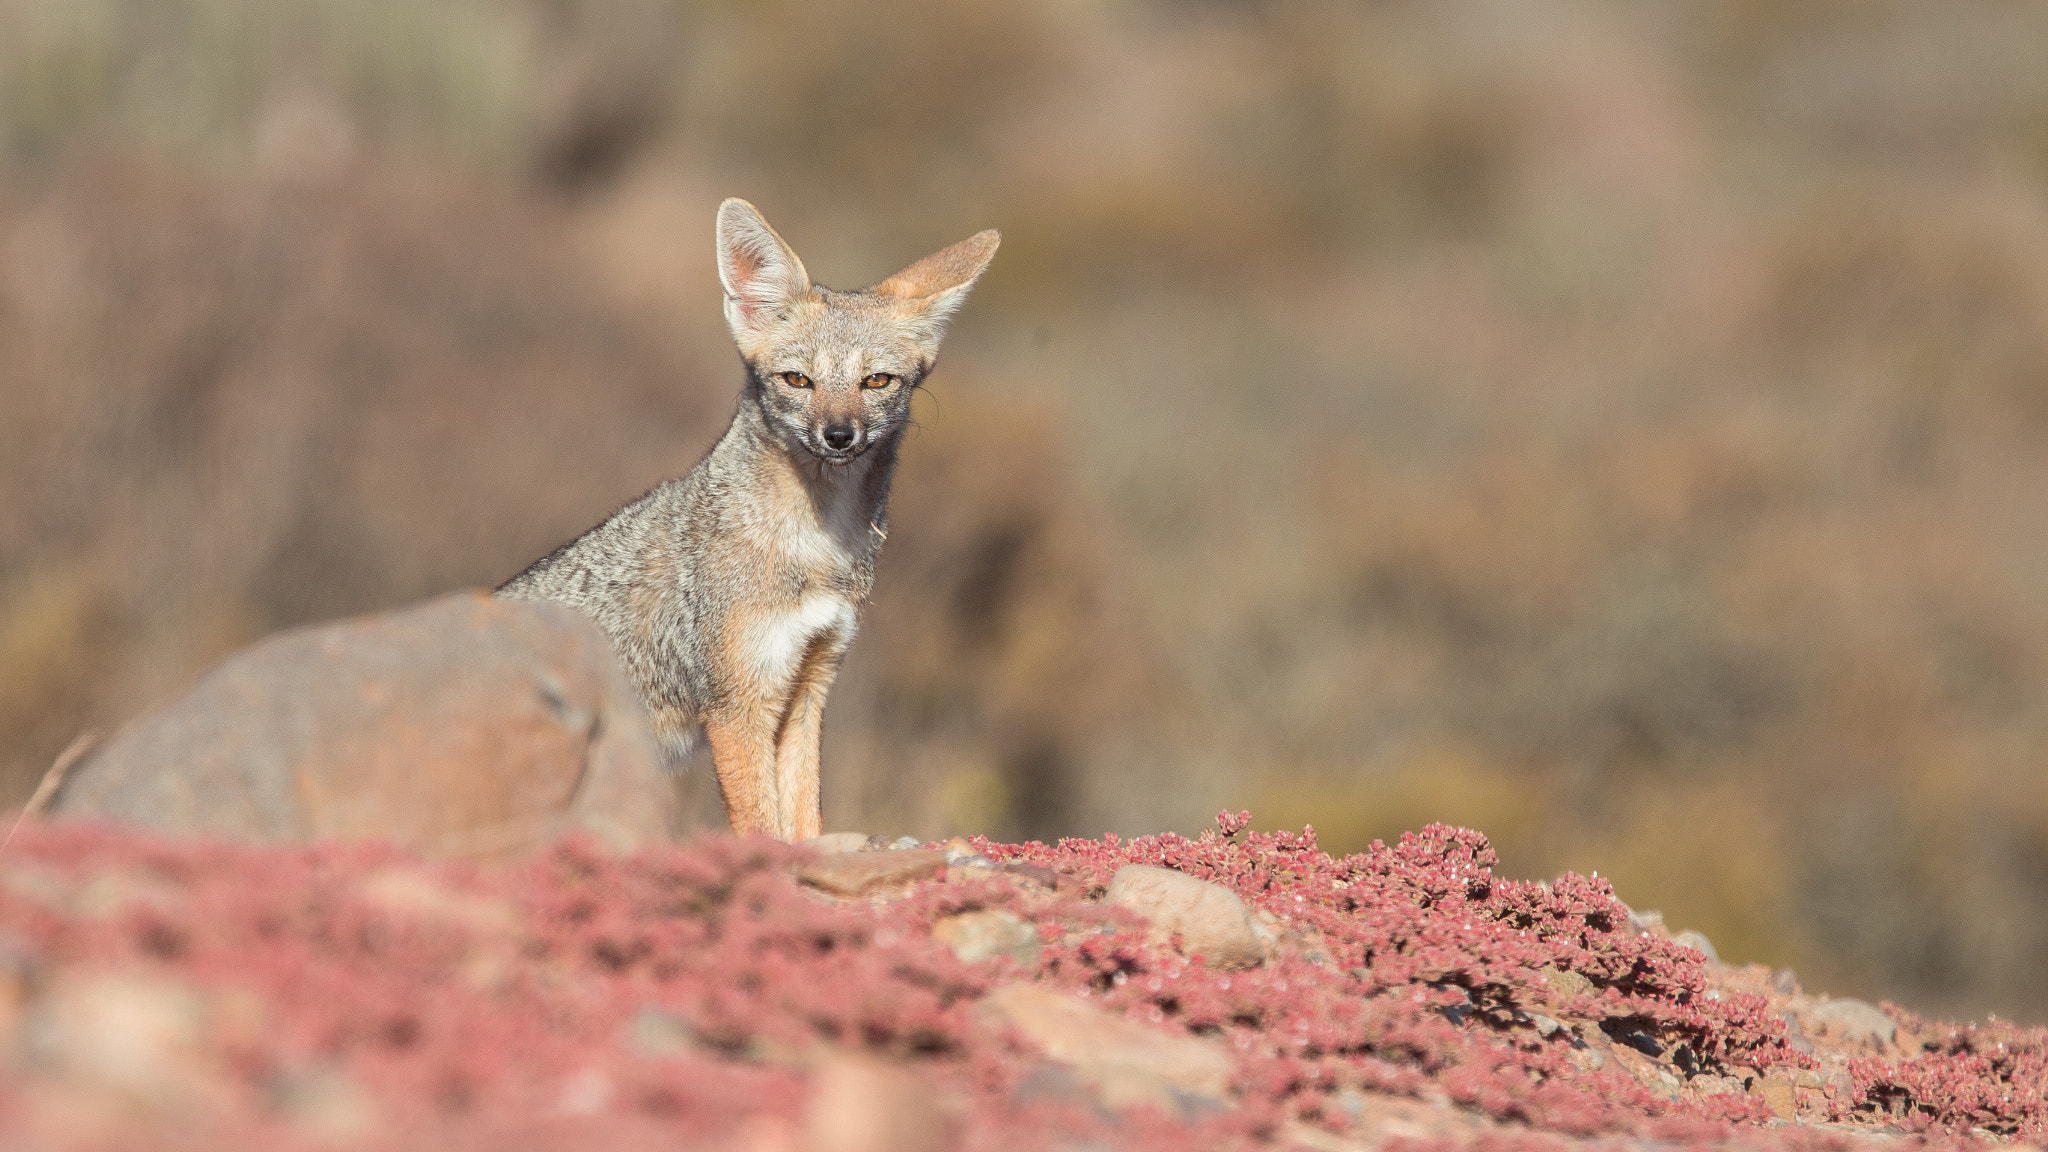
(778, 371), (813, 389)
(860, 373), (895, 389)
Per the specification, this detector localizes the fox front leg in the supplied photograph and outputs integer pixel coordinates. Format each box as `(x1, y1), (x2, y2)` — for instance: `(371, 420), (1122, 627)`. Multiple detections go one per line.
(703, 707), (780, 837)
(769, 635), (845, 842)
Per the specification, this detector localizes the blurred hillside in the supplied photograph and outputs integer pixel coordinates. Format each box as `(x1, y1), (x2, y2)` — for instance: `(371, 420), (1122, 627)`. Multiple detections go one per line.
(2, 0), (2046, 1025)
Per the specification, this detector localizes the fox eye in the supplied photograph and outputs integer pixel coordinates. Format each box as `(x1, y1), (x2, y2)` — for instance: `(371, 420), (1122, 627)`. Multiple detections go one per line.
(778, 371), (813, 389)
(861, 373), (895, 389)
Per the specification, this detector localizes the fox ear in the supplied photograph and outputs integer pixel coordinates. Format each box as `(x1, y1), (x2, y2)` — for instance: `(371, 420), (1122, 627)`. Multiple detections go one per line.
(716, 198), (810, 346)
(871, 228), (1000, 338)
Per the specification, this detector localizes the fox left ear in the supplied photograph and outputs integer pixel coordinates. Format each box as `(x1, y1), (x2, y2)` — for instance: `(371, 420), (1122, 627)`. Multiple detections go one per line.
(871, 229), (1001, 343)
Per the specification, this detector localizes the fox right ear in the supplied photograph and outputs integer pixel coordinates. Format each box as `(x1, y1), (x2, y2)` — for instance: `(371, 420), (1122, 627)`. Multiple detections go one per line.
(716, 198), (810, 350)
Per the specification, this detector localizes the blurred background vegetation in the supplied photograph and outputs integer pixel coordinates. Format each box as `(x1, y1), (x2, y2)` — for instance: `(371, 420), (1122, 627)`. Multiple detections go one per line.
(3, 0), (2047, 1024)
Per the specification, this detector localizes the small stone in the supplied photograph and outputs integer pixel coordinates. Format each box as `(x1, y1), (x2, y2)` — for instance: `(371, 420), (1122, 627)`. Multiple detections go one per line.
(1672, 929), (1720, 966)
(801, 1054), (955, 1152)
(1103, 864), (1264, 970)
(1260, 917), (1331, 967)
(1628, 908), (1665, 935)
(1690, 1075), (1743, 1098)
(1567, 1041), (1607, 1073)
(1014, 1063), (1080, 1094)
(1810, 999), (1896, 1050)
(554, 1067), (616, 1116)
(1756, 1076), (1796, 1120)
(354, 869), (520, 935)
(24, 972), (242, 1116)
(1671, 1042), (1704, 1077)
(1610, 1026), (1664, 1058)
(630, 1006), (698, 1056)
(1281, 1122), (1359, 1151)
(0, 949), (30, 1042)
(981, 983), (1232, 1117)
(889, 836), (923, 851)
(1607, 1043), (1681, 1098)
(1538, 965), (1596, 1002)
(864, 834), (895, 851)
(1012, 1065), (1095, 1112)
(805, 833), (871, 856)
(352, 868), (523, 991)
(1001, 862), (1057, 889)
(1528, 1013), (1563, 1038)
(940, 838), (996, 869)
(1793, 1069), (1823, 1089)
(74, 870), (185, 919)
(798, 850), (948, 897)
(1779, 1012), (1816, 1054)
(268, 1065), (380, 1143)
(932, 909), (1040, 965)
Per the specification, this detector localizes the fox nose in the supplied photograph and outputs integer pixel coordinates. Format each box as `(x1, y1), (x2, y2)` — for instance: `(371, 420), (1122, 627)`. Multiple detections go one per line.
(822, 424), (857, 451)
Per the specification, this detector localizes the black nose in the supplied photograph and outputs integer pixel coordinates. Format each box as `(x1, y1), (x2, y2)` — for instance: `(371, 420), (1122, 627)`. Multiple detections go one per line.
(823, 424), (856, 451)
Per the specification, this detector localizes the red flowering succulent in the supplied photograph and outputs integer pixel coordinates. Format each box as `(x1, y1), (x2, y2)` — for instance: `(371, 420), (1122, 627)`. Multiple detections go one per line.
(0, 815), (2034, 1150)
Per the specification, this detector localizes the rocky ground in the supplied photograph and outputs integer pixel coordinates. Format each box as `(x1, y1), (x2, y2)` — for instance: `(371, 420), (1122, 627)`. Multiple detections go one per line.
(0, 813), (2037, 1152)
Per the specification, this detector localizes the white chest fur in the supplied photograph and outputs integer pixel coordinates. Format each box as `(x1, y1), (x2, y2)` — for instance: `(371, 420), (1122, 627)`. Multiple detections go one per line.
(749, 595), (858, 686)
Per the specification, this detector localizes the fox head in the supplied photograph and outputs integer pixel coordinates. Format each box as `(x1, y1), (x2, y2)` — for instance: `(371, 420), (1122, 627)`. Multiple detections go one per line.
(716, 198), (998, 465)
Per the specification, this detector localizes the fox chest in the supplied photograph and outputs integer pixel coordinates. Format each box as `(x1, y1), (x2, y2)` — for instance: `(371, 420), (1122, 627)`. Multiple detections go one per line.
(742, 594), (859, 689)
(723, 481), (881, 689)
(756, 505), (882, 603)
(731, 539), (871, 693)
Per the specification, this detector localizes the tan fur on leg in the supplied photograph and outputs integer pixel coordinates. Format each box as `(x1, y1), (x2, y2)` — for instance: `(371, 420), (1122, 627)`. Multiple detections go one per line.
(771, 638), (840, 841)
(705, 714), (778, 836)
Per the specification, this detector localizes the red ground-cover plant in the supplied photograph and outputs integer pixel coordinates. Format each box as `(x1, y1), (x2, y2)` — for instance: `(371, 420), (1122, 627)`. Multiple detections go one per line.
(1842, 1010), (2048, 1137)
(0, 816), (2037, 1150)
(978, 822), (1804, 1138)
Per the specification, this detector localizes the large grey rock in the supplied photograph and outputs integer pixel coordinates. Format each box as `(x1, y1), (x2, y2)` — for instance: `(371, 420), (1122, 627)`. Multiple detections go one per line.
(49, 591), (679, 859)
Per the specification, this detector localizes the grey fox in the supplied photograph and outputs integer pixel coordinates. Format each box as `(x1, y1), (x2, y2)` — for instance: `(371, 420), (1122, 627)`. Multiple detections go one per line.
(498, 199), (999, 841)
